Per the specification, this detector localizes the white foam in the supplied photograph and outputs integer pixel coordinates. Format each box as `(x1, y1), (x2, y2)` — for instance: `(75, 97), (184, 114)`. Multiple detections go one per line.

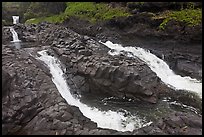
(37, 50), (151, 132)
(101, 41), (202, 98)
(10, 27), (21, 42)
(12, 16), (19, 24)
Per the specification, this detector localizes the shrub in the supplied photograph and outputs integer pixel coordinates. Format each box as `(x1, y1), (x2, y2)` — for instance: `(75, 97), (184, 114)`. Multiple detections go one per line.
(159, 8), (202, 30)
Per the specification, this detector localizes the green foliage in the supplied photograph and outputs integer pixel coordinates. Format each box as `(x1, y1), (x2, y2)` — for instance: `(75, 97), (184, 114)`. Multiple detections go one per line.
(159, 8), (202, 30)
(2, 2), (33, 24)
(64, 2), (130, 23)
(23, 2), (66, 22)
(24, 2), (51, 21)
(2, 20), (7, 26)
(25, 13), (67, 24)
(159, 19), (169, 30)
(2, 2), (21, 8)
(25, 2), (131, 24)
(186, 2), (195, 9)
(2, 2), (23, 25)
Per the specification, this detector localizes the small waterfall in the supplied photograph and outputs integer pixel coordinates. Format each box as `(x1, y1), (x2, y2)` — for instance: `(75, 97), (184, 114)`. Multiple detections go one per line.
(9, 16), (21, 48)
(101, 41), (202, 98)
(37, 50), (152, 132)
(10, 16), (21, 48)
(10, 27), (21, 43)
(12, 16), (19, 24)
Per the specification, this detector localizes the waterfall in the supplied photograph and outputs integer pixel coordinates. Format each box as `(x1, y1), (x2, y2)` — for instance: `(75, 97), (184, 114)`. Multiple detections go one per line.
(12, 16), (19, 24)
(37, 50), (152, 132)
(11, 16), (20, 42)
(100, 41), (202, 99)
(10, 16), (21, 48)
(10, 27), (21, 43)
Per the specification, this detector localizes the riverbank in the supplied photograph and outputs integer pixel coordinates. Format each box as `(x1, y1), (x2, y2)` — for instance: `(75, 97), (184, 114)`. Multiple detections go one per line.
(3, 2), (202, 80)
(60, 13), (202, 81)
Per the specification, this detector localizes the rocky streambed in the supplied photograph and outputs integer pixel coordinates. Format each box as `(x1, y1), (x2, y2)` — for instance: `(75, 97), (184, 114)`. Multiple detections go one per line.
(2, 22), (202, 135)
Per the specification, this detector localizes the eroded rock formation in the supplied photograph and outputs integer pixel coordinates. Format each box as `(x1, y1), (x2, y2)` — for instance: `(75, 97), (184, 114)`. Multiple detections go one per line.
(14, 23), (167, 104)
(2, 23), (202, 135)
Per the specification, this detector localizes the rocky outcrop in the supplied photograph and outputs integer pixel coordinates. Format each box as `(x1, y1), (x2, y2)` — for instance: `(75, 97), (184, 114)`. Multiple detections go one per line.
(13, 24), (38, 42)
(2, 70), (12, 97)
(52, 5), (202, 80)
(134, 112), (202, 135)
(2, 27), (13, 44)
(2, 44), (119, 135)
(149, 48), (202, 80)
(2, 23), (202, 135)
(14, 23), (167, 104)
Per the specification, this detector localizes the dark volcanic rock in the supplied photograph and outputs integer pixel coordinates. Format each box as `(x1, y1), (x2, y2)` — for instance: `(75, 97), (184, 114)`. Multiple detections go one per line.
(133, 112), (202, 135)
(59, 10), (202, 80)
(2, 27), (13, 44)
(2, 22), (202, 135)
(2, 44), (101, 135)
(14, 23), (165, 104)
(2, 70), (12, 97)
(175, 59), (202, 78)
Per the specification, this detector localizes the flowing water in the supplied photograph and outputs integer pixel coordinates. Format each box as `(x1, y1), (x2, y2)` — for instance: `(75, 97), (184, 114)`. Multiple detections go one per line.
(100, 41), (202, 99)
(10, 27), (21, 43)
(12, 16), (19, 24)
(9, 16), (21, 48)
(9, 26), (21, 49)
(37, 50), (152, 132)
(8, 27), (201, 132)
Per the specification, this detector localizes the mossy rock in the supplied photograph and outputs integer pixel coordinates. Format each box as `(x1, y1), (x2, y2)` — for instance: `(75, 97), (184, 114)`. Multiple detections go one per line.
(158, 8), (202, 30)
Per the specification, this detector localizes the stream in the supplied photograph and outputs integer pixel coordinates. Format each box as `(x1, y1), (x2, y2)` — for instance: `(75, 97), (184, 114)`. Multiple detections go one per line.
(7, 17), (202, 132)
(100, 41), (202, 99)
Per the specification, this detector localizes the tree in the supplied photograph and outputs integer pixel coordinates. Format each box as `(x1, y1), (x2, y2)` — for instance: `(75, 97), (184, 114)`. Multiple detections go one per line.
(42, 2), (66, 14)
(23, 2), (66, 21)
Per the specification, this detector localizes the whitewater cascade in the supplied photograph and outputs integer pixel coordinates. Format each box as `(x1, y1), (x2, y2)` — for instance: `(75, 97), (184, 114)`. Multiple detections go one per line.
(9, 16), (21, 48)
(37, 50), (152, 132)
(10, 27), (21, 42)
(101, 41), (202, 98)
(12, 16), (19, 24)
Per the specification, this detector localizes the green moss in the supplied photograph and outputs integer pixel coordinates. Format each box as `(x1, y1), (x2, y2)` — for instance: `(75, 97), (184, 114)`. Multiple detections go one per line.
(159, 18), (169, 30)
(26, 2), (131, 24)
(25, 18), (41, 24)
(2, 20), (6, 26)
(64, 2), (130, 23)
(25, 13), (67, 24)
(158, 8), (202, 30)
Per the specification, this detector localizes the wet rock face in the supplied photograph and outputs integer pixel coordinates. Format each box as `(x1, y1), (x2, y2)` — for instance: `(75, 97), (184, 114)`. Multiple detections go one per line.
(59, 15), (202, 80)
(13, 24), (38, 42)
(133, 112), (202, 135)
(149, 48), (202, 81)
(164, 52), (202, 80)
(2, 70), (12, 97)
(17, 23), (163, 104)
(2, 45), (105, 135)
(2, 27), (13, 44)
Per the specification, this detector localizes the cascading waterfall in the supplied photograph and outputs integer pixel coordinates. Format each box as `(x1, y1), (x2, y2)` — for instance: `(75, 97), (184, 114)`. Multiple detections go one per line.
(9, 16), (21, 49)
(12, 16), (19, 24)
(10, 27), (21, 42)
(9, 26), (21, 49)
(101, 41), (202, 99)
(37, 50), (152, 132)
